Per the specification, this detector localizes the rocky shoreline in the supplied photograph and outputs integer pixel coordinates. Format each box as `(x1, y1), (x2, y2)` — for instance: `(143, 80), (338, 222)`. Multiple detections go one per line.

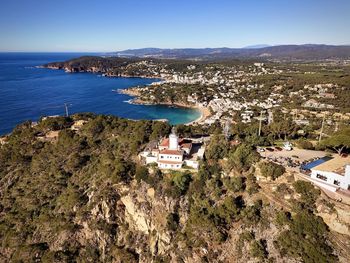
(42, 64), (163, 80)
(43, 62), (210, 125)
(118, 88), (211, 125)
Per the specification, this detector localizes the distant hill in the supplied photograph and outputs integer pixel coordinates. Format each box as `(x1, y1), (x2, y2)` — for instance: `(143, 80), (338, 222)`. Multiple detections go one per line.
(243, 44), (271, 49)
(115, 44), (350, 61)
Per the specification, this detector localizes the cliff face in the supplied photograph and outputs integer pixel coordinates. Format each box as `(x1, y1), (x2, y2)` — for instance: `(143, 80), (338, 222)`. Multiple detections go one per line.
(0, 115), (349, 263)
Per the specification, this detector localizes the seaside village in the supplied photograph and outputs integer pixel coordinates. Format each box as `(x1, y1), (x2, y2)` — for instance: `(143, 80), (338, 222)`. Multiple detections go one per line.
(139, 128), (205, 170)
(1, 59), (350, 206)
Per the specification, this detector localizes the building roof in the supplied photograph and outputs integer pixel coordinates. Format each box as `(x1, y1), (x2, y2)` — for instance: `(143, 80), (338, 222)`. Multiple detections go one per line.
(160, 138), (170, 147)
(312, 156), (350, 176)
(181, 142), (192, 149)
(159, 149), (183, 155)
(160, 137), (192, 149)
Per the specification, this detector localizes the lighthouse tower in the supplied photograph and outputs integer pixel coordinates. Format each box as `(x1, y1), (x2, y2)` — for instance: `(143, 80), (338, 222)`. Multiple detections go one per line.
(169, 127), (179, 150)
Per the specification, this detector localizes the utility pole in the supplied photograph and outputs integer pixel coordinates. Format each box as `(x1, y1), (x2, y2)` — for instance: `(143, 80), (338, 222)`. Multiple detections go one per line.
(258, 110), (263, 137)
(319, 112), (326, 143)
(64, 103), (69, 117)
(224, 119), (231, 141)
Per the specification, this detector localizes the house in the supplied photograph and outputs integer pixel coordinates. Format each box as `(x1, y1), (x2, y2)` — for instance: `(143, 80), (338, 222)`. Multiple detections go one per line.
(310, 156), (350, 191)
(241, 110), (254, 123)
(139, 128), (205, 170)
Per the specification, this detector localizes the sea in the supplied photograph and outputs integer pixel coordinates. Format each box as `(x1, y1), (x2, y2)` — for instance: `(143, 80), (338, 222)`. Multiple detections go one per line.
(0, 53), (201, 135)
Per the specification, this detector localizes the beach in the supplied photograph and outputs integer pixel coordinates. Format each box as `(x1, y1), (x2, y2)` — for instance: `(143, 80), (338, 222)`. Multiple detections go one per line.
(119, 88), (210, 125)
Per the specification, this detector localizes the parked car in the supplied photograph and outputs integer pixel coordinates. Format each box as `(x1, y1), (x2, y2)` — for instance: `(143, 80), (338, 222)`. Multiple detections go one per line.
(275, 147), (283, 151)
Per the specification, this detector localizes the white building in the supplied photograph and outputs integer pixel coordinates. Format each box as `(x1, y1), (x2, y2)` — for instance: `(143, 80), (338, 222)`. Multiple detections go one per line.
(139, 129), (204, 170)
(310, 156), (350, 191)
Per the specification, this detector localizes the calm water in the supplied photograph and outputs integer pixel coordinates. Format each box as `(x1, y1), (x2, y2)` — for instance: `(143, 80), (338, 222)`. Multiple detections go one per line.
(0, 53), (200, 135)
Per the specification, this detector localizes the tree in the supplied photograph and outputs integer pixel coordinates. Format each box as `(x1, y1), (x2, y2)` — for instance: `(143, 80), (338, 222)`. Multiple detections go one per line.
(172, 171), (192, 195)
(259, 161), (285, 180)
(321, 128), (350, 155)
(296, 138), (314, 150)
(227, 144), (260, 172)
(205, 134), (229, 161)
(293, 180), (320, 211)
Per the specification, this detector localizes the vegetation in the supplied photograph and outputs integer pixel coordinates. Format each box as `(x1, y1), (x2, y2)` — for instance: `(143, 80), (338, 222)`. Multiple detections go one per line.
(293, 180), (320, 211)
(321, 127), (350, 155)
(296, 138), (314, 150)
(0, 115), (342, 262)
(259, 161), (286, 180)
(276, 210), (337, 263)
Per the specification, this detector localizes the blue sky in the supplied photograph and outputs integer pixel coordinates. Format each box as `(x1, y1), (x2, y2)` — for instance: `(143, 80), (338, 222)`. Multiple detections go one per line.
(1, 0), (349, 52)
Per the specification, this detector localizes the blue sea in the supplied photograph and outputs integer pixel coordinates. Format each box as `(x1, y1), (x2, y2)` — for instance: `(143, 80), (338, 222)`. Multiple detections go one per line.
(0, 53), (200, 135)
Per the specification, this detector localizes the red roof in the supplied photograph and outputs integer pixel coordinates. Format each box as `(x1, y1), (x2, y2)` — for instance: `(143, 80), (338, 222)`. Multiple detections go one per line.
(159, 149), (183, 155)
(160, 138), (169, 147)
(181, 143), (192, 149)
(159, 138), (192, 149)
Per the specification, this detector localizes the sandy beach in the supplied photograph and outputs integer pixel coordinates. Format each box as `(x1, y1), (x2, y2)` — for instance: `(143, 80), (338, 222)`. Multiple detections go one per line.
(118, 88), (211, 125)
(185, 104), (211, 125)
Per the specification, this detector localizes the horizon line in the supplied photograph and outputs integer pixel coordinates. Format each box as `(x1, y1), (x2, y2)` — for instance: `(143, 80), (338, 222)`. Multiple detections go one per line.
(1, 43), (350, 53)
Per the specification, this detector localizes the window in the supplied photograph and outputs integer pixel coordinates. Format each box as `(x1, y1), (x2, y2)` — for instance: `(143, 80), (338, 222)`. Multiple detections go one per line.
(316, 173), (327, 181)
(333, 180), (340, 186)
(161, 155), (164, 159)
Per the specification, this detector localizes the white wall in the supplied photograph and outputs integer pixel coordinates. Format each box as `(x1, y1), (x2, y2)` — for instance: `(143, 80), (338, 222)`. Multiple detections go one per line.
(311, 166), (350, 190)
(145, 156), (157, 164)
(158, 162), (182, 169)
(184, 160), (199, 169)
(159, 153), (183, 161)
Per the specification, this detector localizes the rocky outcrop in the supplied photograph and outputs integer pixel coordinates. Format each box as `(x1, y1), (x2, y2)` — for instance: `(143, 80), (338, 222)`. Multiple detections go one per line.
(119, 183), (176, 255)
(318, 203), (350, 236)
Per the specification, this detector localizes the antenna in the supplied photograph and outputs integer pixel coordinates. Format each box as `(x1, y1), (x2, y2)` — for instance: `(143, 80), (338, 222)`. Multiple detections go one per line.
(258, 110), (264, 137)
(319, 112), (326, 143)
(64, 103), (72, 117)
(224, 119), (231, 141)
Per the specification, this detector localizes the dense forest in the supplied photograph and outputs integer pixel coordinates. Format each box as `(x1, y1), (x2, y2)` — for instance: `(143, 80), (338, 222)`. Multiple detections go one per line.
(0, 114), (346, 262)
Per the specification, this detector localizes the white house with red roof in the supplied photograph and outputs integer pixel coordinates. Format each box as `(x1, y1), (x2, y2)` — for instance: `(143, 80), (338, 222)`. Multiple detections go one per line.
(139, 128), (205, 170)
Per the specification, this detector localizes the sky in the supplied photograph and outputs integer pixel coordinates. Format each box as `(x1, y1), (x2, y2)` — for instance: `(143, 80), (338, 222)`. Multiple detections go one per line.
(0, 0), (349, 52)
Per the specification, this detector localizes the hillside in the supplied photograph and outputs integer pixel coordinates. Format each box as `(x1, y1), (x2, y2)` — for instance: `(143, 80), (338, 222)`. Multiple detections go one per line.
(115, 45), (350, 61)
(0, 114), (349, 262)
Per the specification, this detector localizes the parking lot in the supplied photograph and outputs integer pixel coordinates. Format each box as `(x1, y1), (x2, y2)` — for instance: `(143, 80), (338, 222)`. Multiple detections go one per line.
(259, 147), (332, 171)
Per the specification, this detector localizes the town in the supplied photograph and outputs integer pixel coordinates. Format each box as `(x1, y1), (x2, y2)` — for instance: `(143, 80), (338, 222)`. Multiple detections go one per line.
(1, 55), (349, 263)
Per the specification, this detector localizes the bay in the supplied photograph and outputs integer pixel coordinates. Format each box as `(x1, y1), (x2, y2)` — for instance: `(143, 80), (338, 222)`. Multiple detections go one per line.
(0, 53), (200, 135)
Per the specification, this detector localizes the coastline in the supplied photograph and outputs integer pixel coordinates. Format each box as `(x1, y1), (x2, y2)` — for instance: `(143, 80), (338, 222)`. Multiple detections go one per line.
(118, 89), (210, 125)
(43, 65), (210, 125)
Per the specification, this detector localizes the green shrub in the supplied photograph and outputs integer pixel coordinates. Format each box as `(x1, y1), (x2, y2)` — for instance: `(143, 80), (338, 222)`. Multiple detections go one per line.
(276, 210), (337, 263)
(259, 161), (285, 180)
(296, 138), (314, 150)
(250, 239), (268, 259)
(135, 165), (149, 183)
(293, 180), (320, 211)
(166, 213), (180, 231)
(222, 176), (245, 192)
(227, 144), (260, 172)
(172, 171), (192, 195)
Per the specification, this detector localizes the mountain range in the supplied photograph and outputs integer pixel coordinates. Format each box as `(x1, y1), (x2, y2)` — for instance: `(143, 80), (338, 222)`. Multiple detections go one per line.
(114, 44), (350, 61)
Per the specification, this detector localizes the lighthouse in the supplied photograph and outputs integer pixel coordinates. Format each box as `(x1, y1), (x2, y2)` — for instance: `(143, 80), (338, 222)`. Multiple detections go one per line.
(169, 127), (179, 150)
